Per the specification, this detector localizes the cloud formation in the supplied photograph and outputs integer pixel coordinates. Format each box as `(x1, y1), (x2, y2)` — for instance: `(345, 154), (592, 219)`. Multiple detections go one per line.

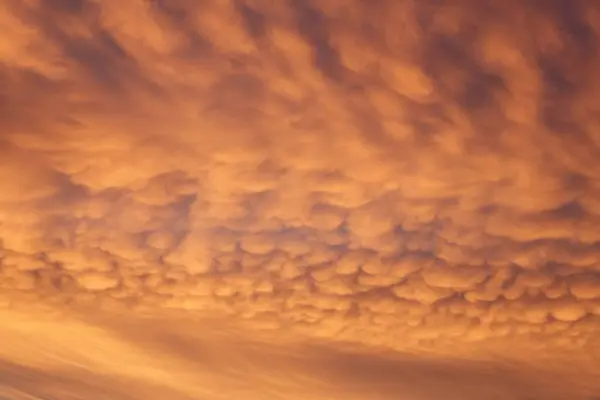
(2, 0), (600, 398)
(0, 308), (584, 400)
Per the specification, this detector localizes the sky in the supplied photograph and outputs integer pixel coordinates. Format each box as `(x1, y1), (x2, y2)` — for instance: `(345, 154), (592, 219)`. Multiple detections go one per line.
(1, 0), (600, 399)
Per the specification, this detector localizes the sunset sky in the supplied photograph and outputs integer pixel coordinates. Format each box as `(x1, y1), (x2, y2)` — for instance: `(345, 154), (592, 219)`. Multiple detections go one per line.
(1, 0), (600, 399)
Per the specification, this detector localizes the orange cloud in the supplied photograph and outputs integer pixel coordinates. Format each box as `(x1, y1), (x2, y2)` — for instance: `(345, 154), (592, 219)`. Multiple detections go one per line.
(1, 0), (600, 398)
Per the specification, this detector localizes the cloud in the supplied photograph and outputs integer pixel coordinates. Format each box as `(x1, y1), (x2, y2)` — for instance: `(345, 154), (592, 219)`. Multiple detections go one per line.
(0, 307), (585, 400)
(1, 0), (600, 398)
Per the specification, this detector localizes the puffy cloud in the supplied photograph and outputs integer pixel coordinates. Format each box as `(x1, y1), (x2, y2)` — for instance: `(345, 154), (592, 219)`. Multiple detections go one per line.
(1, 0), (600, 398)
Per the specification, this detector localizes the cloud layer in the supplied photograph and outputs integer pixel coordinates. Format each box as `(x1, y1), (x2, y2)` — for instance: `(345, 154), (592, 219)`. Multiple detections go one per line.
(2, 0), (600, 398)
(0, 308), (585, 400)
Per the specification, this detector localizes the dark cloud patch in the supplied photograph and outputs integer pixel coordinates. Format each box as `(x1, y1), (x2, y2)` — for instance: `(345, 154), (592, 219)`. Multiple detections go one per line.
(7, 0), (153, 96)
(150, 0), (191, 24)
(38, 0), (93, 16)
(421, 32), (494, 110)
(206, 72), (267, 119)
(0, 67), (69, 137)
(235, 0), (267, 41)
(535, 1), (600, 140)
(461, 71), (505, 111)
(539, 56), (574, 97)
(547, 200), (587, 221)
(58, 29), (133, 90)
(405, 101), (450, 139)
(541, 0), (597, 58)
(152, 0), (214, 61)
(288, 0), (345, 82)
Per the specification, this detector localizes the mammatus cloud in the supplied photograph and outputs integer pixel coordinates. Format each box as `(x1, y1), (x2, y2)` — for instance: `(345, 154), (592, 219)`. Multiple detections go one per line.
(1, 0), (600, 398)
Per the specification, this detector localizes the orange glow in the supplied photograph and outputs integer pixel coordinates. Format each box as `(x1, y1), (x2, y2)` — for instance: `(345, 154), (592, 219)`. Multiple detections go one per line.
(1, 1), (600, 398)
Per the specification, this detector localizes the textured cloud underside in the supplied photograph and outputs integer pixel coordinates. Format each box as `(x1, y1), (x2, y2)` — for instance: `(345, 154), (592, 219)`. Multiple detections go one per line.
(2, 0), (600, 398)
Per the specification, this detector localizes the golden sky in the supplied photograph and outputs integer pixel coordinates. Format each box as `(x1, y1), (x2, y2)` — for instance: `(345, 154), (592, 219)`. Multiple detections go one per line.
(1, 0), (600, 398)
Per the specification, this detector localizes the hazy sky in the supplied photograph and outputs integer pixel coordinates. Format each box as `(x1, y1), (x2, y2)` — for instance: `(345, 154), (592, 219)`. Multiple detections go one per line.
(1, 0), (600, 399)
